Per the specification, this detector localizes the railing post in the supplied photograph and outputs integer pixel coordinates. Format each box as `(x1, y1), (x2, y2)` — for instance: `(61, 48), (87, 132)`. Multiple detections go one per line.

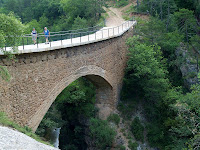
(118, 26), (119, 34)
(23, 37), (24, 50)
(5, 44), (6, 51)
(80, 33), (81, 43)
(88, 31), (89, 41)
(37, 36), (38, 48)
(95, 31), (96, 40)
(113, 27), (114, 36)
(71, 33), (72, 44)
(61, 34), (62, 45)
(108, 28), (109, 37)
(102, 30), (103, 38)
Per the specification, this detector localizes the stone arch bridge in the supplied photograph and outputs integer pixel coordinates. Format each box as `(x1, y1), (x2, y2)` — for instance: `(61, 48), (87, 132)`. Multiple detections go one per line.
(0, 21), (136, 131)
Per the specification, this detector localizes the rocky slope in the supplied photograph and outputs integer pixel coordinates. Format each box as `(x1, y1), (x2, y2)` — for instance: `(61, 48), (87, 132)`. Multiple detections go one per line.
(0, 126), (59, 150)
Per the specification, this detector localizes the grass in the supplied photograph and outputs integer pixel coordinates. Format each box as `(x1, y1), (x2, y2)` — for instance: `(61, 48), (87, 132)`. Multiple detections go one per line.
(0, 111), (52, 146)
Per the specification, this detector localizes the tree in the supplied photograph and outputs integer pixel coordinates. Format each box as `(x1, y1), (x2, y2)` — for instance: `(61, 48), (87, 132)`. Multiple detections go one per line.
(89, 118), (116, 149)
(0, 13), (24, 49)
(173, 9), (199, 42)
(170, 83), (200, 149)
(0, 13), (24, 81)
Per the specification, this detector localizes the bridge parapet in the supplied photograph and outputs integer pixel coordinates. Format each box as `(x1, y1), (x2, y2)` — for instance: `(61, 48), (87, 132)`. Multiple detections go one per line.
(0, 20), (136, 55)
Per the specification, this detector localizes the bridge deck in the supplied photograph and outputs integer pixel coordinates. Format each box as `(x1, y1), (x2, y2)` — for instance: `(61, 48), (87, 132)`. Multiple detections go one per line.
(0, 20), (136, 55)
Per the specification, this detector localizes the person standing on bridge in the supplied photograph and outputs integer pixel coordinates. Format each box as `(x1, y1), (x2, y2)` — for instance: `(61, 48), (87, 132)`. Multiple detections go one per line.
(43, 27), (50, 44)
(31, 28), (37, 45)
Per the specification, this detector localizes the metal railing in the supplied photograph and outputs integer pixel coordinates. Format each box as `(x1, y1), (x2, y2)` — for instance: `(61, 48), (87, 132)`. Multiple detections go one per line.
(1, 19), (135, 53)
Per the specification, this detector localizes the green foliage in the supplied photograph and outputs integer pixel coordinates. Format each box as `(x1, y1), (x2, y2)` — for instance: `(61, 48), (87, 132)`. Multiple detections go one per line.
(137, 0), (177, 19)
(107, 113), (120, 125)
(89, 118), (116, 149)
(56, 78), (96, 118)
(131, 117), (144, 142)
(122, 28), (173, 148)
(190, 35), (200, 54)
(0, 111), (51, 146)
(146, 123), (165, 148)
(0, 13), (25, 82)
(116, 0), (128, 7)
(0, 0), (105, 34)
(173, 9), (199, 41)
(169, 84), (200, 149)
(0, 66), (11, 82)
(72, 16), (88, 30)
(61, 0), (105, 26)
(117, 145), (126, 150)
(126, 36), (169, 103)
(108, 0), (128, 8)
(0, 30), (5, 48)
(35, 104), (65, 137)
(0, 13), (24, 47)
(25, 19), (43, 34)
(134, 17), (167, 45)
(174, 0), (200, 18)
(128, 140), (138, 150)
(117, 100), (138, 120)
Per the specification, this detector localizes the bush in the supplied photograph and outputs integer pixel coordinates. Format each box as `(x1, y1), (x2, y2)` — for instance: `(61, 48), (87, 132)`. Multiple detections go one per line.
(116, 0), (129, 7)
(118, 145), (126, 150)
(128, 140), (138, 150)
(131, 117), (144, 142)
(107, 114), (120, 125)
(89, 118), (116, 149)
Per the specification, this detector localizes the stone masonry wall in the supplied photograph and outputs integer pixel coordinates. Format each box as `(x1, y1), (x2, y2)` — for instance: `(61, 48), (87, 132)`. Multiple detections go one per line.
(0, 27), (134, 131)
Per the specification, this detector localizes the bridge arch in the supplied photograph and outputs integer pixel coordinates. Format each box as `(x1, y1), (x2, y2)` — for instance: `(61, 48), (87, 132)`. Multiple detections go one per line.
(28, 65), (115, 132)
(0, 21), (135, 131)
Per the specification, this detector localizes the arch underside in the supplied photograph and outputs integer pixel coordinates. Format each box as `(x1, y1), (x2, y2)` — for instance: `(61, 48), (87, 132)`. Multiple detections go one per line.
(28, 65), (115, 132)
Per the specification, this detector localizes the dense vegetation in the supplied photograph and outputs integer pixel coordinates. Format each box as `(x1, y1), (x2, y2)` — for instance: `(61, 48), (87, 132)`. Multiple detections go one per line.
(0, 0), (105, 33)
(120, 0), (200, 149)
(0, 0), (200, 149)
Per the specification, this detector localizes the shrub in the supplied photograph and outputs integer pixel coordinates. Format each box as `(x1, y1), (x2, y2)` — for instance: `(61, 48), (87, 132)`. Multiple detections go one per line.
(107, 114), (120, 125)
(128, 140), (138, 150)
(131, 117), (144, 142)
(118, 145), (126, 150)
(89, 118), (116, 149)
(116, 0), (129, 7)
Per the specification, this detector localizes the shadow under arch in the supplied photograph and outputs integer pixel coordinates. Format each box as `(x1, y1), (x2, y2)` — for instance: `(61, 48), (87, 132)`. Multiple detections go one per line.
(28, 65), (115, 132)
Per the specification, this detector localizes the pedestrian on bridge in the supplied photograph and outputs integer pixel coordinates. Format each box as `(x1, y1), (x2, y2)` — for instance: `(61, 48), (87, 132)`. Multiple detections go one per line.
(43, 27), (50, 44)
(31, 28), (37, 45)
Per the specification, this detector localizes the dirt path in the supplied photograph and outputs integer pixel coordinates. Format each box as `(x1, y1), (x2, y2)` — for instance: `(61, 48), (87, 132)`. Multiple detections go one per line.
(104, 1), (149, 27)
(104, 3), (134, 27)
(104, 7), (124, 27)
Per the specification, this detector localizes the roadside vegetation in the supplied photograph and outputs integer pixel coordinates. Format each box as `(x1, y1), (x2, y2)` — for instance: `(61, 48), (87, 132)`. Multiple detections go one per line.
(0, 112), (52, 146)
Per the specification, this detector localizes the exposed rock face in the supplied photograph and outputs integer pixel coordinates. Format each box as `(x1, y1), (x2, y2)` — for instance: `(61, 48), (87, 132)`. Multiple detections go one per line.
(175, 43), (199, 89)
(0, 126), (59, 150)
